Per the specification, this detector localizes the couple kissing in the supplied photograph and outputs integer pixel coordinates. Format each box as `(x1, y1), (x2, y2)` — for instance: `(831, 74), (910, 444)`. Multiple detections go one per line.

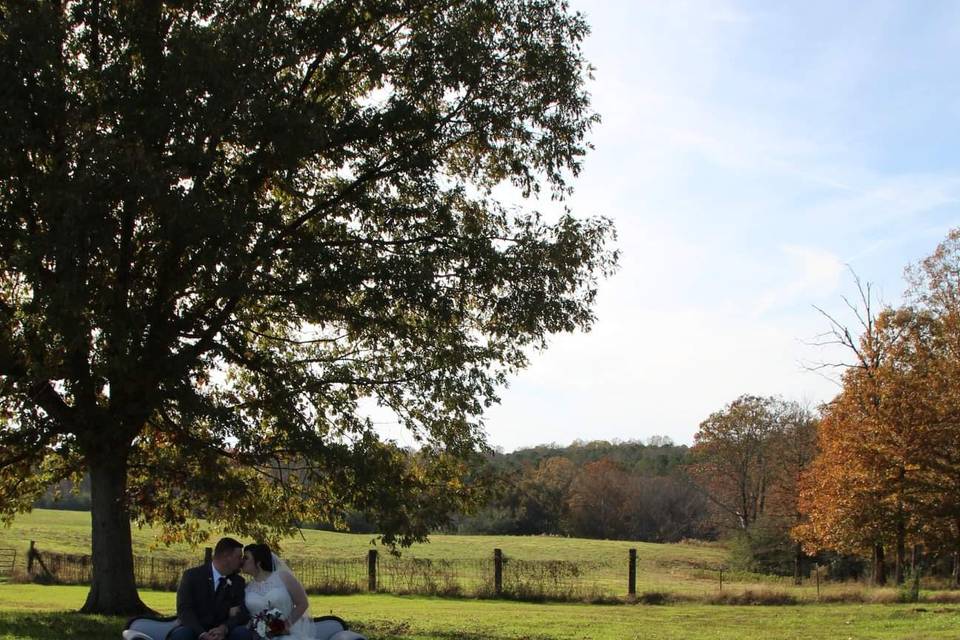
(173, 537), (311, 640)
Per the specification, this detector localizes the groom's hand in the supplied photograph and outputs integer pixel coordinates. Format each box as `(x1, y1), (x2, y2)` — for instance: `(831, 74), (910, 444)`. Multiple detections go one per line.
(200, 625), (228, 640)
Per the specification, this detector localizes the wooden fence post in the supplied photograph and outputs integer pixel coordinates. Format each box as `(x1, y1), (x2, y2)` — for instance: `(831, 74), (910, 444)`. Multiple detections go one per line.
(628, 549), (637, 597)
(814, 563), (820, 601)
(494, 548), (503, 597)
(26, 540), (52, 580)
(719, 567), (723, 591)
(367, 549), (378, 592)
(204, 547), (212, 564)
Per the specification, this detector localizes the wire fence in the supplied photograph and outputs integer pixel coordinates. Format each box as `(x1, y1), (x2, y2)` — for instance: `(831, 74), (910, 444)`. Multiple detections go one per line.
(287, 558), (367, 594)
(0, 548), (15, 578)
(18, 542), (960, 604)
(20, 545), (623, 600)
(24, 549), (193, 591)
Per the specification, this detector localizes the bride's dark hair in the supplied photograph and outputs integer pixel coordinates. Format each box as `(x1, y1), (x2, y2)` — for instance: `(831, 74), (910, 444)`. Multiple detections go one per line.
(244, 543), (274, 572)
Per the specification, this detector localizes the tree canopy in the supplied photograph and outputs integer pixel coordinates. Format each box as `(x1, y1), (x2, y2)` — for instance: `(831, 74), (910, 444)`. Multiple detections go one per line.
(688, 395), (817, 533)
(797, 231), (960, 585)
(0, 0), (616, 613)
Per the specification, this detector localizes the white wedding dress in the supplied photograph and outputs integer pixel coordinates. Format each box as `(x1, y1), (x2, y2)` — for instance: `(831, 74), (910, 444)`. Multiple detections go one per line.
(244, 554), (366, 640)
(244, 569), (315, 640)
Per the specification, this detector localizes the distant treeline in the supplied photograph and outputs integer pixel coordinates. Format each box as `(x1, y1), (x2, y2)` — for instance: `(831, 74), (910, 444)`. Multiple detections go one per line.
(34, 476), (91, 511)
(36, 438), (713, 543)
(448, 438), (715, 542)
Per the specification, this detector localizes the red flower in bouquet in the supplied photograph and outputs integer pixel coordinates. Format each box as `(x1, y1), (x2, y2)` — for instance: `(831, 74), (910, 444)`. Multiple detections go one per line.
(248, 606), (288, 639)
(267, 617), (287, 636)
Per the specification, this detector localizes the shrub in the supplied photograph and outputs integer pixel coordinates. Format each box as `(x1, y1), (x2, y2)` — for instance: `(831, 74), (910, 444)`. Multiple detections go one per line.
(636, 591), (669, 605)
(898, 571), (921, 603)
(728, 518), (797, 576)
(706, 589), (797, 605)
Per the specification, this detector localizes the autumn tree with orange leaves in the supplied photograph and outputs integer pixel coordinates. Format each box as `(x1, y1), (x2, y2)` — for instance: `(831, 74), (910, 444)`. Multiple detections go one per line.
(798, 230), (960, 585)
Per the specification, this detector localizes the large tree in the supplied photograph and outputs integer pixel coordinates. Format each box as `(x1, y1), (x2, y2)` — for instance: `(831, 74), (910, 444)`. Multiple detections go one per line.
(688, 395), (783, 531)
(797, 242), (960, 585)
(0, 1), (616, 614)
(898, 230), (960, 582)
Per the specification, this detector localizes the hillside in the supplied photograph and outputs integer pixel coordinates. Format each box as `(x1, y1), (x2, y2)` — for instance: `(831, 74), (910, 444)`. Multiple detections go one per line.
(2, 509), (731, 597)
(1, 509), (722, 563)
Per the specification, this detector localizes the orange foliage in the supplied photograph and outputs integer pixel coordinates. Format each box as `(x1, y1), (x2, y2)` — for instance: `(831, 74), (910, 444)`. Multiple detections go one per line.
(798, 229), (960, 582)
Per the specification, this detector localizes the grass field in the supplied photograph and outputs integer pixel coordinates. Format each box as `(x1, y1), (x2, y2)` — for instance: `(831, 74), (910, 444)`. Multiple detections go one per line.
(0, 509), (727, 565)
(0, 510), (952, 605)
(0, 509), (737, 598)
(2, 584), (960, 639)
(3, 510), (960, 638)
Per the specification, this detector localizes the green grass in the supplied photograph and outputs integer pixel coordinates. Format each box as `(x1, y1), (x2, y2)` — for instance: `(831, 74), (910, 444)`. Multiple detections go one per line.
(3, 512), (960, 639)
(0, 509), (733, 597)
(2, 584), (960, 639)
(0, 508), (727, 563)
(1, 510), (956, 605)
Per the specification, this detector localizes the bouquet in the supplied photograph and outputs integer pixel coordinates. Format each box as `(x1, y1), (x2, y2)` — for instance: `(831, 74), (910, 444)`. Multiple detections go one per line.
(248, 606), (288, 639)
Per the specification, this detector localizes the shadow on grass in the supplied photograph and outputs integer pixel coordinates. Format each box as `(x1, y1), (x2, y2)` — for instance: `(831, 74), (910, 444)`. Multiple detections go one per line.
(0, 613), (548, 640)
(357, 621), (554, 640)
(0, 612), (561, 640)
(0, 612), (124, 640)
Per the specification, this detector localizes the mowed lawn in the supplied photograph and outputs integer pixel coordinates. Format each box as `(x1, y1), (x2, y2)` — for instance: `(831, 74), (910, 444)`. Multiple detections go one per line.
(1, 584), (960, 640)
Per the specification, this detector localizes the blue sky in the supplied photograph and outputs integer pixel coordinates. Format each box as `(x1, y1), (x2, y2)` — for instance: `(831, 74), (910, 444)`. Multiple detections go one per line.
(471, 1), (960, 451)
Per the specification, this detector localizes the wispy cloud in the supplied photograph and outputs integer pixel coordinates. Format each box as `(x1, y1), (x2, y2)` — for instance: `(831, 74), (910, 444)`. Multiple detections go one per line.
(751, 246), (845, 316)
(481, 0), (960, 451)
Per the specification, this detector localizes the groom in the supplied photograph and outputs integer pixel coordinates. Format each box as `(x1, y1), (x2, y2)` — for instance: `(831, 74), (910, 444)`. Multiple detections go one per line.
(170, 537), (252, 640)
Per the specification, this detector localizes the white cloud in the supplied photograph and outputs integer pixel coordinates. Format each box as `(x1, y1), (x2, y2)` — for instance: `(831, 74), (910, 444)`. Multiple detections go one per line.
(473, 1), (960, 451)
(483, 300), (845, 451)
(751, 246), (845, 316)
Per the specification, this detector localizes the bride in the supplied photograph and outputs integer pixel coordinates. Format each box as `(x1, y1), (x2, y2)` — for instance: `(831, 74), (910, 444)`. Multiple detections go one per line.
(240, 543), (315, 640)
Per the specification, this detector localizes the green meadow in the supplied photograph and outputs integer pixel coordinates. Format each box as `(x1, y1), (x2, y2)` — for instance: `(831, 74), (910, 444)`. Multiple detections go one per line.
(1, 509), (735, 597)
(0, 509), (942, 603)
(0, 509), (726, 565)
(4, 510), (960, 639)
(2, 585), (960, 640)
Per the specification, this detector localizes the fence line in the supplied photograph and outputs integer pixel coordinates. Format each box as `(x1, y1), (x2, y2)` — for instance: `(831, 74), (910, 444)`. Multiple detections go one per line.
(22, 543), (630, 600)
(25, 547), (194, 590)
(0, 547), (15, 578)
(22, 542), (951, 603)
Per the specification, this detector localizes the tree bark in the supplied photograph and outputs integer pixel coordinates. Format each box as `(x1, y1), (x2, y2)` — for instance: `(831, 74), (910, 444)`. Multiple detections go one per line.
(80, 450), (150, 615)
(953, 550), (960, 589)
(794, 541), (802, 586)
(894, 471), (906, 585)
(873, 544), (887, 586)
(895, 519), (906, 585)
(954, 554), (960, 590)
(952, 518), (960, 587)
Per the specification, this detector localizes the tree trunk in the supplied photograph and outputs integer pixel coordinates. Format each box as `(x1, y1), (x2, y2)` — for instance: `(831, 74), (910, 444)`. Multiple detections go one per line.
(954, 548), (960, 588)
(873, 544), (887, 586)
(894, 473), (906, 585)
(794, 541), (802, 586)
(954, 518), (960, 588)
(80, 451), (150, 615)
(894, 534), (905, 585)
